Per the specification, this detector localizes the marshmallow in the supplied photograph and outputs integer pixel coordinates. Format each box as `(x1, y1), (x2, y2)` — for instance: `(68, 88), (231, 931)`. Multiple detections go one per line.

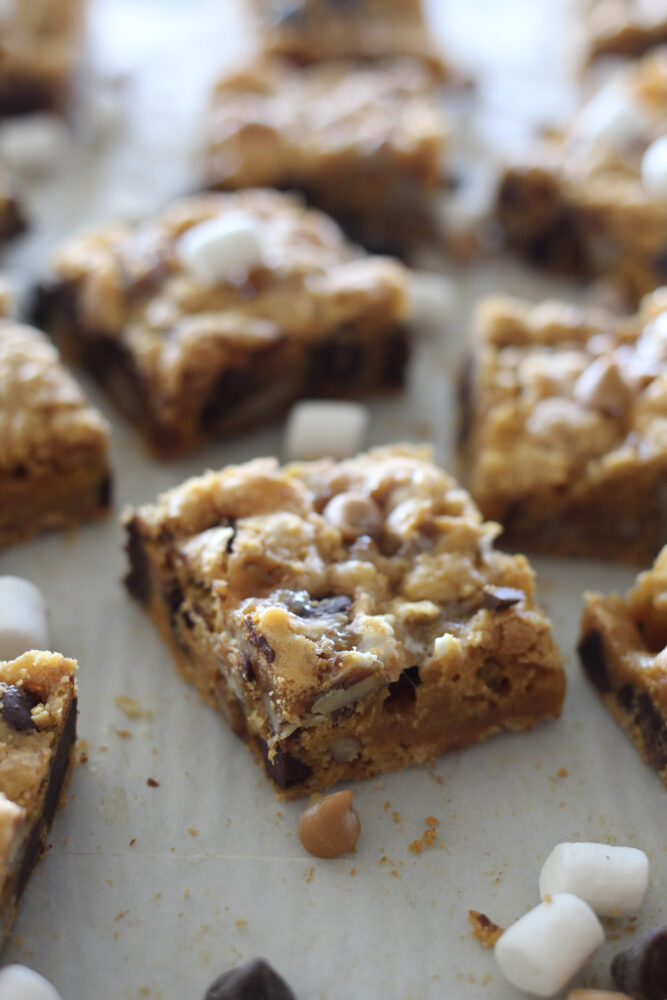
(0, 965), (62, 1000)
(495, 893), (605, 997)
(539, 842), (649, 916)
(0, 115), (68, 178)
(284, 401), (368, 461)
(176, 212), (264, 285)
(641, 136), (667, 201)
(408, 271), (456, 334)
(0, 577), (49, 661)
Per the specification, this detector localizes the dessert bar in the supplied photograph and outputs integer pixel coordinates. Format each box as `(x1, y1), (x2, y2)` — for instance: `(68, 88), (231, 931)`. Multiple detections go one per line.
(252, 0), (448, 77)
(36, 189), (410, 458)
(458, 292), (667, 563)
(497, 49), (667, 303)
(579, 545), (667, 786)
(0, 314), (111, 549)
(124, 445), (565, 798)
(206, 58), (448, 254)
(583, 0), (667, 65)
(0, 650), (77, 943)
(0, 0), (85, 116)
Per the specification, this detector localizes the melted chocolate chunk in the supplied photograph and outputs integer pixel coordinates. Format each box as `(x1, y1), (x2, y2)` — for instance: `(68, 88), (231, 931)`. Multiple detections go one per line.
(165, 581), (184, 619)
(257, 739), (312, 789)
(382, 328), (409, 386)
(617, 683), (635, 711)
(482, 586), (525, 610)
(307, 332), (363, 388)
(0, 684), (38, 732)
(245, 617), (275, 664)
(287, 593), (352, 619)
(124, 517), (150, 604)
(577, 629), (611, 694)
(98, 474), (112, 508)
(612, 924), (667, 1000)
(205, 958), (296, 1000)
(199, 369), (257, 433)
(636, 693), (667, 770)
(526, 213), (584, 271)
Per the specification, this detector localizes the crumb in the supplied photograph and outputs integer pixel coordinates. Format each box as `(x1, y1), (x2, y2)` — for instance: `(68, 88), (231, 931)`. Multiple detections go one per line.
(235, 919), (247, 929)
(425, 816), (439, 828)
(105, 879), (113, 887)
(423, 829), (437, 847)
(557, 767), (568, 777)
(147, 778), (160, 787)
(409, 818), (441, 854)
(153, 893), (162, 902)
(114, 695), (144, 719)
(391, 811), (401, 824)
(379, 856), (387, 866)
(129, 838), (136, 847)
(349, 867), (357, 876)
(384, 800), (391, 811)
(304, 866), (315, 884)
(113, 728), (131, 739)
(390, 869), (400, 878)
(187, 828), (198, 837)
(115, 910), (129, 921)
(184, 888), (190, 899)
(469, 910), (503, 948)
(98, 745), (108, 752)
(409, 839), (424, 855)
(76, 739), (89, 764)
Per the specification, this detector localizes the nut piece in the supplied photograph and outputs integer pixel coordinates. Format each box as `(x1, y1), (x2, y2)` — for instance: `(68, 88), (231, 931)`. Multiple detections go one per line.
(322, 492), (383, 541)
(298, 790), (361, 859)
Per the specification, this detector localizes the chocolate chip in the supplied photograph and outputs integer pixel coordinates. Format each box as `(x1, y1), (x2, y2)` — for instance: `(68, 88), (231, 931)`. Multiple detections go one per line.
(636, 693), (667, 770)
(165, 581), (184, 620)
(205, 958), (296, 1000)
(612, 924), (667, 1000)
(285, 592), (352, 619)
(526, 213), (585, 271)
(577, 629), (611, 694)
(617, 683), (635, 711)
(98, 474), (112, 508)
(482, 586), (525, 610)
(382, 327), (409, 386)
(307, 332), (363, 388)
(0, 684), (38, 732)
(384, 666), (421, 711)
(257, 739), (312, 789)
(244, 617), (275, 664)
(199, 368), (256, 433)
(124, 517), (150, 604)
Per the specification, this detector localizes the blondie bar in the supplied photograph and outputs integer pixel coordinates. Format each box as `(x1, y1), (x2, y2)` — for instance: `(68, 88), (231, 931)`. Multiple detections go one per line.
(579, 545), (667, 786)
(206, 58), (447, 254)
(583, 0), (667, 65)
(252, 0), (447, 77)
(124, 445), (565, 798)
(36, 190), (410, 458)
(0, 314), (111, 549)
(0, 651), (78, 943)
(458, 293), (667, 563)
(0, 0), (85, 116)
(497, 49), (667, 303)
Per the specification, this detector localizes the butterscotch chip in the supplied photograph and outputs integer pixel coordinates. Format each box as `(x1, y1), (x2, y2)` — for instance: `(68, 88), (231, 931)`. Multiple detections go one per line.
(298, 790), (361, 859)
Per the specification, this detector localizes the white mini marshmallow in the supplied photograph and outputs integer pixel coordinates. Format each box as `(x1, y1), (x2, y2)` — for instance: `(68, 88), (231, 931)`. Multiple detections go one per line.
(0, 577), (49, 660)
(284, 401), (368, 461)
(0, 115), (68, 178)
(0, 965), (62, 1000)
(495, 893), (604, 997)
(641, 135), (667, 201)
(539, 842), (649, 916)
(176, 212), (264, 285)
(408, 271), (456, 334)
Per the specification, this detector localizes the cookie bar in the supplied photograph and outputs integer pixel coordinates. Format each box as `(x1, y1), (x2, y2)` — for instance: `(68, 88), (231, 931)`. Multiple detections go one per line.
(497, 49), (667, 303)
(252, 0), (448, 77)
(0, 651), (78, 943)
(0, 315), (111, 549)
(36, 190), (410, 458)
(123, 445), (565, 798)
(206, 58), (447, 254)
(0, 0), (85, 116)
(583, 0), (667, 65)
(458, 293), (667, 563)
(578, 545), (667, 786)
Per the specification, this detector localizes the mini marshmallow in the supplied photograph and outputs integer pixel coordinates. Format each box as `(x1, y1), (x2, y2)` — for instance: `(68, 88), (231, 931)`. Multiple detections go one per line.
(284, 401), (368, 461)
(641, 136), (667, 201)
(539, 842), (649, 916)
(0, 577), (49, 661)
(495, 893), (604, 997)
(408, 271), (456, 334)
(0, 115), (68, 178)
(0, 965), (62, 1000)
(176, 212), (264, 285)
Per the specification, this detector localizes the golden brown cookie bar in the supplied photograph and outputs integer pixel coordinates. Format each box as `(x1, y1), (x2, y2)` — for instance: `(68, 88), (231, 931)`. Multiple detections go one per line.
(578, 545), (667, 786)
(252, 0), (448, 77)
(36, 190), (410, 458)
(497, 50), (667, 303)
(0, 315), (111, 549)
(123, 445), (565, 798)
(0, 651), (77, 943)
(584, 0), (667, 65)
(458, 292), (667, 563)
(0, 0), (85, 115)
(206, 58), (447, 254)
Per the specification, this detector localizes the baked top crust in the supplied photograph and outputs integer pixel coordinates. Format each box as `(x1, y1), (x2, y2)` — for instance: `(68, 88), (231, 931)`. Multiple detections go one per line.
(0, 318), (110, 473)
(207, 57), (447, 191)
(584, 0), (667, 61)
(0, 0), (85, 106)
(464, 291), (667, 515)
(127, 444), (562, 723)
